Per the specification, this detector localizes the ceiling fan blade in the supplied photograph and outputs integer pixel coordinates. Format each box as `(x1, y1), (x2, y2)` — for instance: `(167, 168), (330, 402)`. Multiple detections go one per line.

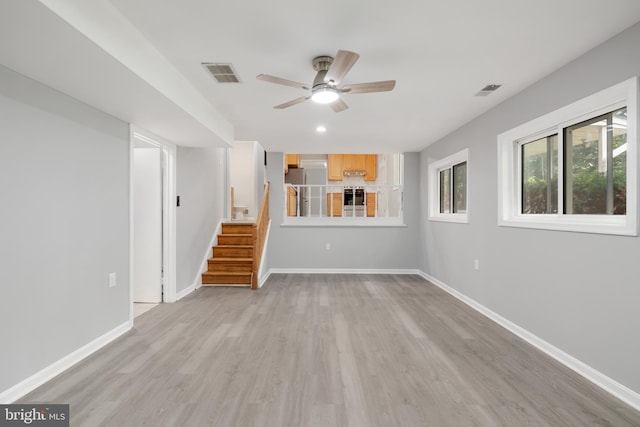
(341, 80), (396, 94)
(329, 98), (349, 112)
(257, 74), (310, 90)
(274, 96), (310, 109)
(324, 50), (360, 85)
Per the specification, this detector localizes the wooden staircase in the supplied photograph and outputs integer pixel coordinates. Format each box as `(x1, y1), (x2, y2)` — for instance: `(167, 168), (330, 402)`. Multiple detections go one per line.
(202, 223), (254, 286)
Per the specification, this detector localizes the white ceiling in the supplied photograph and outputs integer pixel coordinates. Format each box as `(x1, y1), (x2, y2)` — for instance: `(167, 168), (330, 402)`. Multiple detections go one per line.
(2, 1), (640, 153)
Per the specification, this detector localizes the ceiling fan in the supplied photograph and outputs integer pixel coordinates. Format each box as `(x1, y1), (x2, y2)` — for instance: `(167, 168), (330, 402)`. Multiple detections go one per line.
(256, 50), (396, 112)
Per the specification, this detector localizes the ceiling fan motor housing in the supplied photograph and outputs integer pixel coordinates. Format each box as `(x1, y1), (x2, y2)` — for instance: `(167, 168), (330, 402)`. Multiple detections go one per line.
(312, 56), (334, 72)
(312, 56), (335, 88)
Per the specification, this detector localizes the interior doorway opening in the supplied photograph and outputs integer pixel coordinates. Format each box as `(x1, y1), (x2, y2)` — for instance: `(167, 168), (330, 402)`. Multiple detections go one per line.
(133, 141), (163, 304)
(130, 128), (177, 323)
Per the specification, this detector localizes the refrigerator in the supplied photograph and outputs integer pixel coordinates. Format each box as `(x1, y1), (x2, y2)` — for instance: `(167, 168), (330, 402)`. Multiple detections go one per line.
(304, 167), (327, 216)
(285, 168), (306, 215)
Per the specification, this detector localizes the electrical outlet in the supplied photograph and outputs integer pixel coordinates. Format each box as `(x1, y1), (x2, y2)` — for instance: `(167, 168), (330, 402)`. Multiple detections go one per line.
(325, 243), (331, 250)
(473, 260), (480, 270)
(108, 272), (117, 288)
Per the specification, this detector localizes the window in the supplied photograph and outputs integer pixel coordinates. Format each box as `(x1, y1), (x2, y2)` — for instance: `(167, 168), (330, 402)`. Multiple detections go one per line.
(429, 149), (469, 223)
(522, 134), (558, 214)
(498, 77), (637, 236)
(564, 108), (627, 215)
(452, 161), (467, 213)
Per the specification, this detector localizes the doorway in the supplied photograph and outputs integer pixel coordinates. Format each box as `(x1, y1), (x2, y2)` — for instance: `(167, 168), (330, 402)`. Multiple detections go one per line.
(133, 143), (162, 303)
(130, 128), (177, 323)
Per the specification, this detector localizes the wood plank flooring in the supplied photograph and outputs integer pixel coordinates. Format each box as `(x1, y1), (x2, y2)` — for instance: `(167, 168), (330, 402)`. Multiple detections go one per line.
(20, 274), (640, 426)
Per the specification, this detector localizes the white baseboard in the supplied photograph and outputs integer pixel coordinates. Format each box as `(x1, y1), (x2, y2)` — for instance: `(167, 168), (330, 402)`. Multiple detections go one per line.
(259, 270), (272, 288)
(183, 220), (223, 298)
(257, 221), (271, 288)
(0, 321), (131, 404)
(417, 271), (640, 412)
(175, 285), (196, 301)
(269, 268), (421, 275)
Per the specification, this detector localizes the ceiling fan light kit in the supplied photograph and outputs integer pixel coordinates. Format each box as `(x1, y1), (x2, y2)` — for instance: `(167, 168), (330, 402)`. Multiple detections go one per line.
(257, 50), (396, 112)
(311, 87), (339, 104)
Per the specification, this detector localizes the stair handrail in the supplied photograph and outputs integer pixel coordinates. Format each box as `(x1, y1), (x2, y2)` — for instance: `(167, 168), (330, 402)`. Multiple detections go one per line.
(251, 182), (269, 289)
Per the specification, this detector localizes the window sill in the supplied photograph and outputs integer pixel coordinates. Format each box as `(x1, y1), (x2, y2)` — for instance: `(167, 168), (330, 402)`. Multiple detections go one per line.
(428, 214), (469, 224)
(499, 215), (637, 236)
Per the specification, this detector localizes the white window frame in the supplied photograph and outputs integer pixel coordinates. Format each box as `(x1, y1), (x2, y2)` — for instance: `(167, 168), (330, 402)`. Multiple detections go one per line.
(428, 148), (469, 223)
(498, 77), (638, 236)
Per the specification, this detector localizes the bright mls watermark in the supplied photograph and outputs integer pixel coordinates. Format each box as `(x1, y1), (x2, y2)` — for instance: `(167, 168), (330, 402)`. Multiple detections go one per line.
(0, 405), (69, 426)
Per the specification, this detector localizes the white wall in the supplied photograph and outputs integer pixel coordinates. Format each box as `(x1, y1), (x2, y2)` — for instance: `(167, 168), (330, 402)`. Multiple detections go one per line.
(0, 65), (130, 394)
(176, 147), (227, 293)
(264, 152), (420, 270)
(419, 22), (640, 396)
(255, 142), (266, 213)
(230, 141), (256, 217)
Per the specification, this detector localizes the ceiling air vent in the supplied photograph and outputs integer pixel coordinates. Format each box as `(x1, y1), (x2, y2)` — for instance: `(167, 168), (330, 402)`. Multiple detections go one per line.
(202, 63), (241, 83)
(475, 84), (501, 97)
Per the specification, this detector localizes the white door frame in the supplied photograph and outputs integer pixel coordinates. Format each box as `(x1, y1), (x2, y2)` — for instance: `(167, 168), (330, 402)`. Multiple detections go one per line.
(129, 126), (177, 324)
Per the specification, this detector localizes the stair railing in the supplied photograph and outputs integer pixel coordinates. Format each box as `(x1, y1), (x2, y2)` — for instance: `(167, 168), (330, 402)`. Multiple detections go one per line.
(251, 182), (269, 290)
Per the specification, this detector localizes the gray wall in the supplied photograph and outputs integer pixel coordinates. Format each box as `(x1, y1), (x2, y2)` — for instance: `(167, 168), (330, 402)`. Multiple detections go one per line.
(0, 65), (130, 392)
(255, 143), (266, 212)
(265, 152), (419, 270)
(419, 22), (640, 394)
(176, 147), (226, 293)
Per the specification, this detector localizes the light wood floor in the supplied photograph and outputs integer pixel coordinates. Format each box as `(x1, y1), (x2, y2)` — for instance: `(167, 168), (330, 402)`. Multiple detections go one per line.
(21, 274), (640, 426)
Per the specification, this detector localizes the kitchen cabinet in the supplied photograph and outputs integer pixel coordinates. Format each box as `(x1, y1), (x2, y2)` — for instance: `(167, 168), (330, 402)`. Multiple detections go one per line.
(364, 155), (377, 181)
(284, 153), (300, 174)
(328, 154), (377, 181)
(327, 193), (342, 216)
(287, 186), (297, 216)
(328, 154), (343, 181)
(366, 193), (377, 217)
(343, 154), (365, 171)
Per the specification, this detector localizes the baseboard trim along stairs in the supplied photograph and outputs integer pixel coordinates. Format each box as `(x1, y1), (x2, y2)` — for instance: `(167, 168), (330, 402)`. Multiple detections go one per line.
(202, 222), (253, 286)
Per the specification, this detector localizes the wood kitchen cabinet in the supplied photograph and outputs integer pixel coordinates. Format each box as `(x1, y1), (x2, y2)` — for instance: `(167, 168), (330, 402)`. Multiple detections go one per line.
(366, 193), (377, 217)
(328, 154), (377, 181)
(284, 153), (300, 174)
(327, 193), (342, 216)
(328, 154), (343, 181)
(343, 154), (365, 171)
(364, 155), (377, 181)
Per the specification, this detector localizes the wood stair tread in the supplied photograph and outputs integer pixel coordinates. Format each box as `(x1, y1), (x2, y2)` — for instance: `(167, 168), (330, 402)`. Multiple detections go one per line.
(202, 270), (252, 285)
(217, 235), (253, 245)
(208, 257), (252, 262)
(221, 224), (254, 233)
(202, 271), (251, 276)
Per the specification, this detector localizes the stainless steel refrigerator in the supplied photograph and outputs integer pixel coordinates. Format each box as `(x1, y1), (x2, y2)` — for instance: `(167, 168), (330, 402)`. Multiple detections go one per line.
(284, 168), (305, 215)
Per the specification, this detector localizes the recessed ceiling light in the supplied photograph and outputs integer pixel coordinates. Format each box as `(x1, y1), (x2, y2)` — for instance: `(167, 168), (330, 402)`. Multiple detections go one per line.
(316, 125), (327, 133)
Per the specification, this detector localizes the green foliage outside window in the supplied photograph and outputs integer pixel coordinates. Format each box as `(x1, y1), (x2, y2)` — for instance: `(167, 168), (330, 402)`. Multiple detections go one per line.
(521, 108), (626, 215)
